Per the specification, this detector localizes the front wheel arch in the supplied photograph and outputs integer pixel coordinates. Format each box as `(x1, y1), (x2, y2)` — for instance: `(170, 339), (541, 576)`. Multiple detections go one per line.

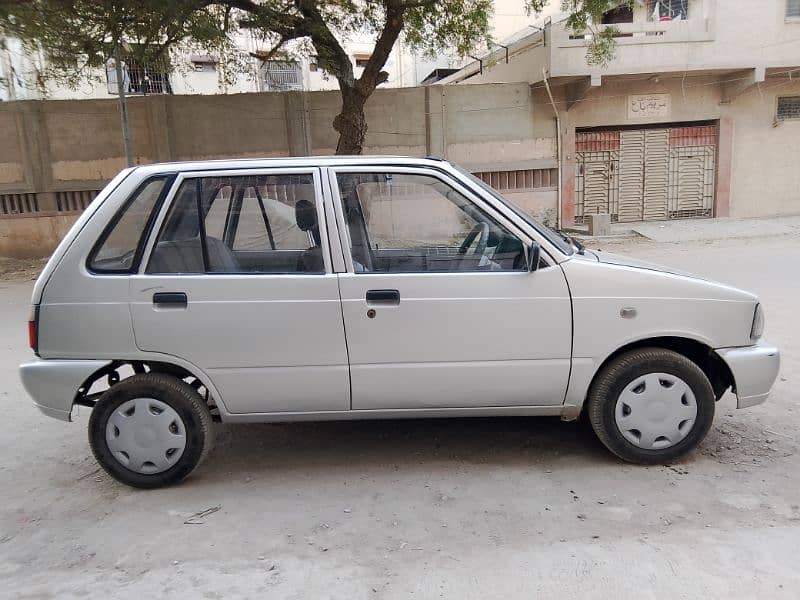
(586, 346), (716, 463)
(584, 337), (734, 411)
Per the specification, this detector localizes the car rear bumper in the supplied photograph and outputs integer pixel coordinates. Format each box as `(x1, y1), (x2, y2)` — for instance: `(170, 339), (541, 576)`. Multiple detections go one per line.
(19, 359), (110, 422)
(716, 342), (780, 409)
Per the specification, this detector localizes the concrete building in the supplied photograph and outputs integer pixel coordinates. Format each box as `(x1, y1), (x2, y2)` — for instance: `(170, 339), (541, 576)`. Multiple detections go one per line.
(439, 0), (800, 225)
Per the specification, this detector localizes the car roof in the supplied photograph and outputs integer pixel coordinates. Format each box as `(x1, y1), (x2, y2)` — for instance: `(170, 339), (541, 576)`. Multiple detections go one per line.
(131, 155), (450, 177)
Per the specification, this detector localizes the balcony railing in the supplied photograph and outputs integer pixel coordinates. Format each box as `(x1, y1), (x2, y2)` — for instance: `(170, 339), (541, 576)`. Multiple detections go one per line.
(554, 18), (714, 49)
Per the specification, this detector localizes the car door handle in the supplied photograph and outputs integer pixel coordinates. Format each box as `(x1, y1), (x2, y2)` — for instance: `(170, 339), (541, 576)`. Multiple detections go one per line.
(153, 292), (188, 306)
(366, 289), (400, 305)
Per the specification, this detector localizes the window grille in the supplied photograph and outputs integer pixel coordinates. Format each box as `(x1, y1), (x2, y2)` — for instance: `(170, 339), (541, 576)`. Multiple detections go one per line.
(474, 168), (559, 191)
(646, 0), (689, 21)
(261, 61), (303, 91)
(777, 96), (800, 120)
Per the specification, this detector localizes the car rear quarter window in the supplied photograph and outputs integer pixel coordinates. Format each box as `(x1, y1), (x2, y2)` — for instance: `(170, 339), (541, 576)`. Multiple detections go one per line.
(88, 177), (170, 273)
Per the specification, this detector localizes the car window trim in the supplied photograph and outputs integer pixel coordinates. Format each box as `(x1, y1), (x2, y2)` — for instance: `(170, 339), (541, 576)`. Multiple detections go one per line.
(251, 185), (277, 251)
(138, 167), (332, 276)
(86, 174), (176, 275)
(326, 165), (543, 275)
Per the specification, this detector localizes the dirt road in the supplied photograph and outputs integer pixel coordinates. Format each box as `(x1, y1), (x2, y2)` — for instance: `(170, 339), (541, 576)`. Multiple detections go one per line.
(1, 235), (798, 599)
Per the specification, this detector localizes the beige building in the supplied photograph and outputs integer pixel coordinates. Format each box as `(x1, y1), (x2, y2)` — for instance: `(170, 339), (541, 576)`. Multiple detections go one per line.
(440, 0), (800, 225)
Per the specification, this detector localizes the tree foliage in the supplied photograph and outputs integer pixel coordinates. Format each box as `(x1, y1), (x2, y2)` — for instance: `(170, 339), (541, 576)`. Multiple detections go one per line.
(1, 0), (628, 155)
(0, 1), (228, 90)
(556, 0), (635, 66)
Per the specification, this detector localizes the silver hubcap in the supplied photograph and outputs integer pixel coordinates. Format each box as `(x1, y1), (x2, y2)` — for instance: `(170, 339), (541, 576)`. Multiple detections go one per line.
(614, 373), (697, 450)
(105, 398), (187, 474)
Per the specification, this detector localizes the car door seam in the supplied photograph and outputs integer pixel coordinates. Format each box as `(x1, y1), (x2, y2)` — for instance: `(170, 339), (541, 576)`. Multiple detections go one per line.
(335, 274), (354, 410)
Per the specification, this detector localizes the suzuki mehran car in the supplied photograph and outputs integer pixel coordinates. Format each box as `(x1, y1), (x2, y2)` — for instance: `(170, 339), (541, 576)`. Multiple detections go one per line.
(20, 157), (780, 488)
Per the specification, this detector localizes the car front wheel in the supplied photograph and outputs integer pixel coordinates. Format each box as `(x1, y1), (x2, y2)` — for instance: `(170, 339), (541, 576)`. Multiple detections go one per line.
(587, 348), (715, 464)
(88, 373), (213, 488)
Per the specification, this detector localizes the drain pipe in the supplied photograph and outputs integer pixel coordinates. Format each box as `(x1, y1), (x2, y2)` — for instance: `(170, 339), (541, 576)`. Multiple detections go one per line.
(542, 67), (562, 229)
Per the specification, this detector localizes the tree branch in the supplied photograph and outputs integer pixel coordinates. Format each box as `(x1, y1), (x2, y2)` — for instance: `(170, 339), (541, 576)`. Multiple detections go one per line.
(356, 0), (404, 95)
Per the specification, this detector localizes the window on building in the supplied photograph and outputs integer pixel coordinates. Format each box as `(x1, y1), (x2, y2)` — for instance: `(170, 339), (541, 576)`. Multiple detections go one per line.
(777, 96), (800, 121)
(601, 4), (633, 24)
(474, 168), (559, 191)
(190, 55), (217, 72)
(788, 0), (800, 18)
(354, 54), (371, 68)
(647, 0), (688, 21)
(260, 60), (303, 91)
(105, 53), (173, 95)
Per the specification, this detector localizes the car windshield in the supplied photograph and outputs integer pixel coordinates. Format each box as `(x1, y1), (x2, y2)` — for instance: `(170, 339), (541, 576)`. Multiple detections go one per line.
(454, 165), (575, 256)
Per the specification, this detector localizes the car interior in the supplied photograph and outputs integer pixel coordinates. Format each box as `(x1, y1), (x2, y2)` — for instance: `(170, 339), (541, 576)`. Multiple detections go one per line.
(337, 173), (527, 273)
(148, 175), (322, 274)
(145, 171), (527, 275)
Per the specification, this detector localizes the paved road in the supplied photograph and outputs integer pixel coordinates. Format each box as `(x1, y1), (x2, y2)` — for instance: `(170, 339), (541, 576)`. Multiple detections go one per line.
(1, 235), (798, 599)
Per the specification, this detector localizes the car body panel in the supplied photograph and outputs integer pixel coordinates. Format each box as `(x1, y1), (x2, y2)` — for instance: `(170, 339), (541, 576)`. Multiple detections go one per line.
(582, 248), (699, 279)
(31, 168), (135, 306)
(717, 342), (781, 408)
(128, 168), (351, 414)
(19, 156), (780, 425)
(338, 269), (572, 409)
(36, 170), (157, 360)
(328, 164), (572, 409)
(20, 359), (111, 421)
(128, 274), (351, 413)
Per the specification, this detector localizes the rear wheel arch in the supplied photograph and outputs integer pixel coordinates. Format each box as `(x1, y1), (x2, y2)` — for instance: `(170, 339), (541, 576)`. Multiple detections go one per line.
(75, 359), (223, 420)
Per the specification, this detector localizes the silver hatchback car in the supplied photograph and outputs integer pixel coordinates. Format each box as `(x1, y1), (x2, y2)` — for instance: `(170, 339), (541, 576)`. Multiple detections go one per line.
(20, 157), (779, 488)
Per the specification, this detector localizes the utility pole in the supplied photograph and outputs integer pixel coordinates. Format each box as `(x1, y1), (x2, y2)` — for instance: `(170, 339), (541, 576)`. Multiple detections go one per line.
(113, 43), (134, 167)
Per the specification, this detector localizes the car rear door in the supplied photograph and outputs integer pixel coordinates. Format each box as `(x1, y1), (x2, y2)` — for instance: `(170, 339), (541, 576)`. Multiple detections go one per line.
(327, 165), (572, 410)
(129, 167), (350, 415)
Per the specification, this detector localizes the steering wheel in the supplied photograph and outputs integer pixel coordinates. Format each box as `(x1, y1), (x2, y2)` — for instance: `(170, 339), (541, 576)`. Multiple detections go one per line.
(457, 222), (489, 266)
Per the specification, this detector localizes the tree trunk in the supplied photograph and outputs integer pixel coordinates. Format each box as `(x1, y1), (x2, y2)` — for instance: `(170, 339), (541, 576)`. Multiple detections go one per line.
(113, 45), (134, 167)
(334, 88), (367, 155)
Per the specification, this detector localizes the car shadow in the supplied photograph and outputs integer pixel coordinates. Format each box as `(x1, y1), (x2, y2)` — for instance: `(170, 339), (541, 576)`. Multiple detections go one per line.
(199, 416), (614, 480)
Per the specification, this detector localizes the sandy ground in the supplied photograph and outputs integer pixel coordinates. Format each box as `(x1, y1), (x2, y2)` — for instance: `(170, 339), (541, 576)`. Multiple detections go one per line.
(0, 235), (798, 599)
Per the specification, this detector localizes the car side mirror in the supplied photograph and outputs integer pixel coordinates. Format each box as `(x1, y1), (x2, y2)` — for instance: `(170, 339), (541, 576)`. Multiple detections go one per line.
(526, 242), (541, 272)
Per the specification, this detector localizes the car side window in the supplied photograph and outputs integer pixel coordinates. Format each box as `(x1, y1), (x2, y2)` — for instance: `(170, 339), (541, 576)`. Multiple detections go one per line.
(336, 172), (526, 273)
(147, 173), (324, 274)
(89, 177), (169, 273)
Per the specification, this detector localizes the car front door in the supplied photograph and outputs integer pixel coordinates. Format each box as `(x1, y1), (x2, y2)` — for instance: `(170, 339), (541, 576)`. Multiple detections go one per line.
(329, 166), (572, 410)
(129, 168), (350, 415)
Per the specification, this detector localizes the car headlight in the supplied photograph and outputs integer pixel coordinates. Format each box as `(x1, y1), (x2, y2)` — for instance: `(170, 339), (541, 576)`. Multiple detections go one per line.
(751, 303), (765, 341)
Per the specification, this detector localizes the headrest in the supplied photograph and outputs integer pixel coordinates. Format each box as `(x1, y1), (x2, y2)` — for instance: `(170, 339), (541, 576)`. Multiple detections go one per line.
(295, 199), (317, 232)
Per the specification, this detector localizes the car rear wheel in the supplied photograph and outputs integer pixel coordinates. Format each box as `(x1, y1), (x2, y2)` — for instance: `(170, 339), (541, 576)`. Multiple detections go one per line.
(587, 348), (715, 464)
(89, 373), (213, 488)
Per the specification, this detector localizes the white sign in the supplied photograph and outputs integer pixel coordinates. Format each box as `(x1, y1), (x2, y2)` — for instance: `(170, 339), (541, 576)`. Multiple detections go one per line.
(627, 94), (671, 119)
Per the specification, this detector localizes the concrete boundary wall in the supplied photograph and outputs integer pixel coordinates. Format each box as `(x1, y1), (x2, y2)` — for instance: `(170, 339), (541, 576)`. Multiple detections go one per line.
(0, 83), (560, 257)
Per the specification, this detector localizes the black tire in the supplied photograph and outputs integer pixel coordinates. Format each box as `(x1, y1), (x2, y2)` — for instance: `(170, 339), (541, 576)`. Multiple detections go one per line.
(587, 348), (715, 464)
(89, 373), (213, 489)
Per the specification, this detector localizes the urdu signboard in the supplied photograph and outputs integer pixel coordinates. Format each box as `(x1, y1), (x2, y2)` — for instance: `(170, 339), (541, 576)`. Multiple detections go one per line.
(628, 94), (671, 119)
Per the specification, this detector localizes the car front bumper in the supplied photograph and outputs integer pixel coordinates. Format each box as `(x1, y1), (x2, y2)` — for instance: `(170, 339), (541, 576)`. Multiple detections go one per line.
(716, 341), (780, 409)
(19, 359), (110, 421)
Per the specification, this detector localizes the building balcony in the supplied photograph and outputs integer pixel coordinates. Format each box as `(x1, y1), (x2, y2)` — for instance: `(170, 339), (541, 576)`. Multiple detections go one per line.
(549, 17), (716, 78)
